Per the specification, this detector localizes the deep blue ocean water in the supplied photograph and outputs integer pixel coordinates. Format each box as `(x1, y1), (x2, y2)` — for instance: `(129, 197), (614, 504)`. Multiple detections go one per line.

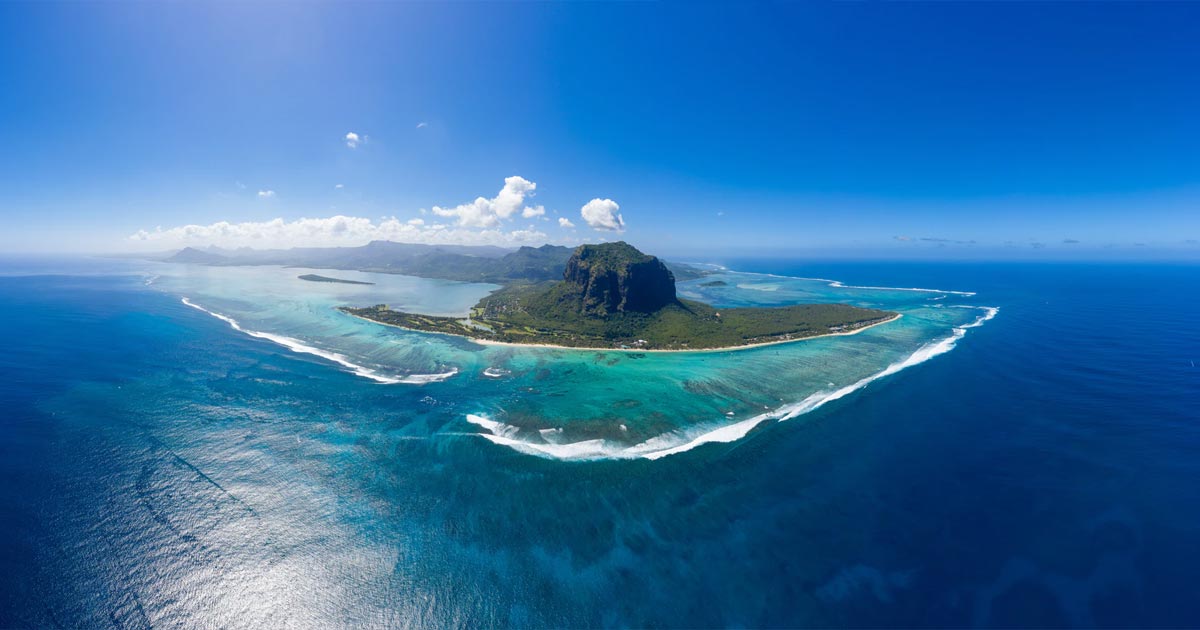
(0, 258), (1197, 627)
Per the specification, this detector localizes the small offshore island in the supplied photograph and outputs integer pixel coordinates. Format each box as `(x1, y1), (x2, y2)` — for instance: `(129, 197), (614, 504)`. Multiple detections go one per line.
(341, 242), (898, 351)
(298, 274), (375, 285)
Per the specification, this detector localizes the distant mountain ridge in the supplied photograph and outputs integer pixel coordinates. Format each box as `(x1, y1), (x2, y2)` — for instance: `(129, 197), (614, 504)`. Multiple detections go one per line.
(158, 240), (707, 286)
(164, 241), (573, 284)
(166, 247), (231, 264)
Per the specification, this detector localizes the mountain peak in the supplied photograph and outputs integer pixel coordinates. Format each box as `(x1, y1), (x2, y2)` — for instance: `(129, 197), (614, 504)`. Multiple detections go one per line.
(167, 247), (228, 264)
(563, 242), (676, 315)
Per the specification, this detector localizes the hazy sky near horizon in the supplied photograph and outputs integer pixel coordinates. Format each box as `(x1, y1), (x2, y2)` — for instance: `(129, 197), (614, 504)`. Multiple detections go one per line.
(1, 2), (1198, 258)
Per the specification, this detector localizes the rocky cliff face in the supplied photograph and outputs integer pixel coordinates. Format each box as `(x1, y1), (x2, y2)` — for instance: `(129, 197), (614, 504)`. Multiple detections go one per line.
(562, 242), (677, 316)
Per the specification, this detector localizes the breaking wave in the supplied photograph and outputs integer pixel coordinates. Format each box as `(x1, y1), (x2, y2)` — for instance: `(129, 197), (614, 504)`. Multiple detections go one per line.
(466, 305), (998, 461)
(824, 280), (976, 296)
(728, 270), (976, 297)
(180, 298), (456, 385)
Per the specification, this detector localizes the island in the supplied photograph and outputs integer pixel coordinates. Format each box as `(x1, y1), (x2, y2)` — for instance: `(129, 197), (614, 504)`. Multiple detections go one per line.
(161, 242), (707, 285)
(298, 274), (375, 285)
(700, 280), (729, 287)
(340, 242), (899, 352)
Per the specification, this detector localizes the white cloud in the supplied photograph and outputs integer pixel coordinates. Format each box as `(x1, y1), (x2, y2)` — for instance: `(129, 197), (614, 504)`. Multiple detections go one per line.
(126, 176), (629, 251)
(431, 176), (541, 228)
(128, 215), (549, 250)
(334, 183), (344, 189)
(345, 132), (364, 148)
(580, 198), (624, 232)
(416, 122), (428, 129)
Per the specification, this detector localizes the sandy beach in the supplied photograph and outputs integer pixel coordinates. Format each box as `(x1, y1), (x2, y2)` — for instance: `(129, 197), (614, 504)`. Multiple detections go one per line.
(343, 311), (902, 354)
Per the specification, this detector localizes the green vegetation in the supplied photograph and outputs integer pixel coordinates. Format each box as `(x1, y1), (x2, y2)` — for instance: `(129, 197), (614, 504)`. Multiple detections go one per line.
(561, 242), (678, 316)
(164, 241), (712, 287)
(340, 241), (896, 351)
(298, 274), (374, 285)
(360, 244), (573, 283)
(340, 298), (895, 351)
(700, 280), (728, 287)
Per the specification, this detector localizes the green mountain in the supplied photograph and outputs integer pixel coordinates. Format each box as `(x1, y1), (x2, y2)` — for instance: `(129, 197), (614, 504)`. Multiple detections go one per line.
(342, 242), (898, 351)
(338, 243), (573, 283)
(560, 242), (677, 315)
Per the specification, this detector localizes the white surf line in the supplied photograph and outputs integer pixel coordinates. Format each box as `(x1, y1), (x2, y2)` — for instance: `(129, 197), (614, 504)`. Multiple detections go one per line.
(674, 261), (730, 271)
(180, 297), (456, 385)
(466, 305), (998, 462)
(633, 305), (998, 460)
(952, 305), (999, 327)
(686, 264), (977, 296)
(824, 279), (977, 296)
(753, 273), (976, 296)
(465, 414), (614, 459)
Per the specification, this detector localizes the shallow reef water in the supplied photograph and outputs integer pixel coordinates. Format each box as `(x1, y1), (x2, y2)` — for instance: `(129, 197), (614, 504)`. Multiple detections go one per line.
(1, 257), (1197, 627)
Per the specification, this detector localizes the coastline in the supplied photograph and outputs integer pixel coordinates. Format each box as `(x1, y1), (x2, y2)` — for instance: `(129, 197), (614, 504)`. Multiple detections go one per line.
(341, 310), (902, 354)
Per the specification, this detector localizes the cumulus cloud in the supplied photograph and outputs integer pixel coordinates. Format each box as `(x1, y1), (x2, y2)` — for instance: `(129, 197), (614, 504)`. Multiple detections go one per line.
(431, 176), (542, 228)
(128, 215), (548, 250)
(416, 122), (428, 129)
(335, 183), (344, 189)
(125, 175), (635, 250)
(345, 132), (363, 148)
(580, 198), (624, 232)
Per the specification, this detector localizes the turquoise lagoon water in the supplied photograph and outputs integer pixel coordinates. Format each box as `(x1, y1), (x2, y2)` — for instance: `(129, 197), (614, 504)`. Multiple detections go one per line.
(152, 262), (992, 461)
(4, 256), (1196, 627)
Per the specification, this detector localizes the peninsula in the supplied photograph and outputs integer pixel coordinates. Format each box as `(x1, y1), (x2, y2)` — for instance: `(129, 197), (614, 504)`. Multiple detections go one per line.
(298, 274), (374, 285)
(341, 242), (898, 351)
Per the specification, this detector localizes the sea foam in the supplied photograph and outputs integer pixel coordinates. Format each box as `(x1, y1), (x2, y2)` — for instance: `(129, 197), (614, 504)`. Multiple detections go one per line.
(724, 270), (977, 297)
(465, 305), (998, 462)
(181, 298), (456, 385)
(824, 280), (977, 297)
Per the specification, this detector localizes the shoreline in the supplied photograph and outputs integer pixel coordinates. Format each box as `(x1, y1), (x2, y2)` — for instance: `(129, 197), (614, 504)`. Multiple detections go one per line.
(341, 311), (902, 354)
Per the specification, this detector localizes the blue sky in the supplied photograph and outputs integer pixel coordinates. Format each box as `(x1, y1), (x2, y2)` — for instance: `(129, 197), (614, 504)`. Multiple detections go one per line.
(1, 2), (1197, 258)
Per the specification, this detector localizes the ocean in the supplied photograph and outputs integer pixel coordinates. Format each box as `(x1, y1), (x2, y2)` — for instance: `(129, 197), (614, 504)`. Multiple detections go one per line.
(0, 256), (1196, 627)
